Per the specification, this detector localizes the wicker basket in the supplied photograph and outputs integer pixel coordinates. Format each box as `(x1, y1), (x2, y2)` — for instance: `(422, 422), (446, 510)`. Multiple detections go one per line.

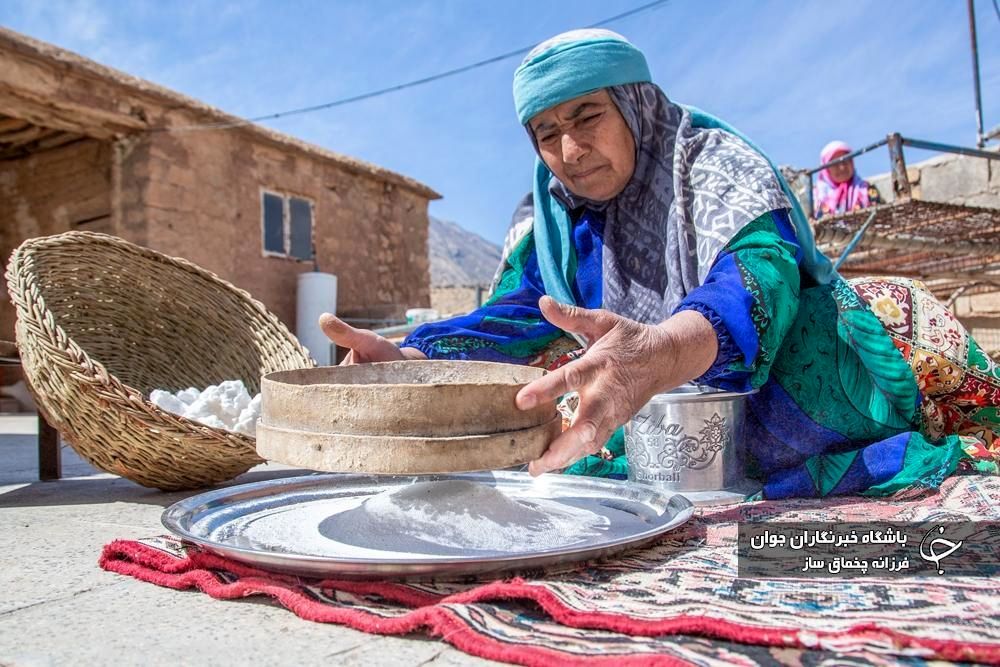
(5, 231), (315, 491)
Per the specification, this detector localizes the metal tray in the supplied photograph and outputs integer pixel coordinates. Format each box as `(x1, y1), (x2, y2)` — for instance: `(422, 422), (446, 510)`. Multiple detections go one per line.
(162, 471), (694, 580)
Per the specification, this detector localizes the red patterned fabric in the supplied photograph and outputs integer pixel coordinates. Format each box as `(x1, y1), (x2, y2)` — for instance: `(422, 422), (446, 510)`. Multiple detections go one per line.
(101, 476), (1000, 666)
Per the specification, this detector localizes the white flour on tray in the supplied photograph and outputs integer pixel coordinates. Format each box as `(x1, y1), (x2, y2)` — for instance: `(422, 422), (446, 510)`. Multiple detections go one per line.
(362, 479), (608, 552)
(208, 480), (610, 558)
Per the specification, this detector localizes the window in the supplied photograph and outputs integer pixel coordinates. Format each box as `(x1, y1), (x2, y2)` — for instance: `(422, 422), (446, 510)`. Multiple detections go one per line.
(261, 190), (314, 261)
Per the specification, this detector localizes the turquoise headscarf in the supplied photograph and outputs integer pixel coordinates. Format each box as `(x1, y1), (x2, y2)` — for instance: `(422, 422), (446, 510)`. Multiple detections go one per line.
(513, 33), (652, 125)
(511, 30), (834, 313)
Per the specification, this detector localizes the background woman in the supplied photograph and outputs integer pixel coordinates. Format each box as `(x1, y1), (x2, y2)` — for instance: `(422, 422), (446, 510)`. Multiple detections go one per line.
(813, 139), (882, 218)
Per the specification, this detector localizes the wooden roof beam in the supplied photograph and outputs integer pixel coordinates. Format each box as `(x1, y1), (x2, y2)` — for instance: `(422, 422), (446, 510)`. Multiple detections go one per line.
(0, 85), (147, 140)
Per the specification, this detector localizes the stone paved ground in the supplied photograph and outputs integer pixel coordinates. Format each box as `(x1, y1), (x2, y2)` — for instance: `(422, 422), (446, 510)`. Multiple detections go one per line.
(0, 415), (498, 667)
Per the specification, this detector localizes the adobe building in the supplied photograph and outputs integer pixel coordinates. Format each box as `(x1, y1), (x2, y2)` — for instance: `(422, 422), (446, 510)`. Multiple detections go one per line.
(0, 27), (439, 344)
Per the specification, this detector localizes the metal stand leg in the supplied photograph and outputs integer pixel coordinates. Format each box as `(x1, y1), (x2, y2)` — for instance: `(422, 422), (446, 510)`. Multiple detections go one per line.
(38, 413), (61, 481)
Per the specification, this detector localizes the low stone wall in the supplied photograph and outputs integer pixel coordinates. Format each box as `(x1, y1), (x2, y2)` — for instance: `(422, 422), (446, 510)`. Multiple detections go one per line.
(867, 149), (1000, 210)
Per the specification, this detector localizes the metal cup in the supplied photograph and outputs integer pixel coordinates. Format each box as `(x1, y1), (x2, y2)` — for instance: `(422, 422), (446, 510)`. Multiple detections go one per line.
(624, 385), (760, 505)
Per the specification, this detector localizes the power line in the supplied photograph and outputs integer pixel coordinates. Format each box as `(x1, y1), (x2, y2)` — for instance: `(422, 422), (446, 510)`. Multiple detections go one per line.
(160, 0), (672, 132)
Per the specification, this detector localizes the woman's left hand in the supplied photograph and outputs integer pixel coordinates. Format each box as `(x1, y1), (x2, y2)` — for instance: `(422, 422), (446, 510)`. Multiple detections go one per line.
(516, 295), (716, 476)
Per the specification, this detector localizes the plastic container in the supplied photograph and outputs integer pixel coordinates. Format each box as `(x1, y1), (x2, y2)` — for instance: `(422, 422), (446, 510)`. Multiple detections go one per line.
(296, 272), (338, 365)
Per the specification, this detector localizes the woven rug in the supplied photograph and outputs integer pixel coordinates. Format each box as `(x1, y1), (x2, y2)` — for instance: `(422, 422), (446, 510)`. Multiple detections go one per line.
(101, 475), (1000, 666)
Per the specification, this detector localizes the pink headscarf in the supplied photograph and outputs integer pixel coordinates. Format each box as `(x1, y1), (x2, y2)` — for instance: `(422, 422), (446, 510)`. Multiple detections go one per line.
(813, 140), (871, 218)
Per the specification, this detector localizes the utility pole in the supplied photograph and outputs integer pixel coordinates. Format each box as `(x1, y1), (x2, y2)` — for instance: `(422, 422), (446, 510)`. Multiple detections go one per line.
(967, 0), (985, 148)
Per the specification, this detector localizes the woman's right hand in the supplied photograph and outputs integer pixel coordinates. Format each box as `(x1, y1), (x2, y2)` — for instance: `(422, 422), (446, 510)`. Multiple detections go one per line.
(318, 313), (427, 365)
(515, 296), (717, 476)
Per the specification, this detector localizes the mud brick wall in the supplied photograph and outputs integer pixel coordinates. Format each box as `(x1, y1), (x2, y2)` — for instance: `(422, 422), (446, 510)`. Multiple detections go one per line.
(132, 128), (431, 331)
(0, 138), (112, 340)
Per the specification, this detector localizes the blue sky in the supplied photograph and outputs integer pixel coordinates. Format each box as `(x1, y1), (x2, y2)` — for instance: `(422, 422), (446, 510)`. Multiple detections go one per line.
(2, 0), (998, 244)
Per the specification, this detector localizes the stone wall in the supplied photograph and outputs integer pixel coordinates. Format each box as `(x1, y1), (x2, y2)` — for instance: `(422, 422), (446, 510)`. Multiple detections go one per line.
(867, 150), (1000, 210)
(0, 138), (112, 340)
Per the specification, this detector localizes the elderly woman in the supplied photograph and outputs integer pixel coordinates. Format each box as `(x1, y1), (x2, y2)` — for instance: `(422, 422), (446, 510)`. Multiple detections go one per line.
(813, 140), (883, 219)
(322, 30), (999, 499)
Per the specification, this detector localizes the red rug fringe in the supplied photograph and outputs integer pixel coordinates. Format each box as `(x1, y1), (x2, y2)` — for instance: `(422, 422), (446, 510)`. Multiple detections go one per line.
(99, 540), (1000, 666)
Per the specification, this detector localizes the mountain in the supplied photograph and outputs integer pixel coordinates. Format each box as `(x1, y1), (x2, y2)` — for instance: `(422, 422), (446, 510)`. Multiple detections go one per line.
(428, 216), (503, 287)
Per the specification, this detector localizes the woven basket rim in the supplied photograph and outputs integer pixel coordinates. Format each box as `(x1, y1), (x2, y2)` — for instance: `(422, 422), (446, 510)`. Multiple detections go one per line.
(6, 230), (314, 444)
(15, 230), (294, 323)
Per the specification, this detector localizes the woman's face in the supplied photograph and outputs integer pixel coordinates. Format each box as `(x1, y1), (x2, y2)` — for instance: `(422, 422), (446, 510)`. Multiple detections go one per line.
(826, 152), (855, 184)
(529, 89), (636, 201)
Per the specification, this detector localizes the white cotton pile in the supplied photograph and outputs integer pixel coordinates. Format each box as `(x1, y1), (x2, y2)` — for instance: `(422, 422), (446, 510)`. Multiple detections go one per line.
(149, 380), (261, 437)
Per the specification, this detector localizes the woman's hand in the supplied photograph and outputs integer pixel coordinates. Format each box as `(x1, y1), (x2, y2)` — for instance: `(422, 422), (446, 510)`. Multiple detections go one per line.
(516, 296), (717, 476)
(318, 313), (427, 365)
